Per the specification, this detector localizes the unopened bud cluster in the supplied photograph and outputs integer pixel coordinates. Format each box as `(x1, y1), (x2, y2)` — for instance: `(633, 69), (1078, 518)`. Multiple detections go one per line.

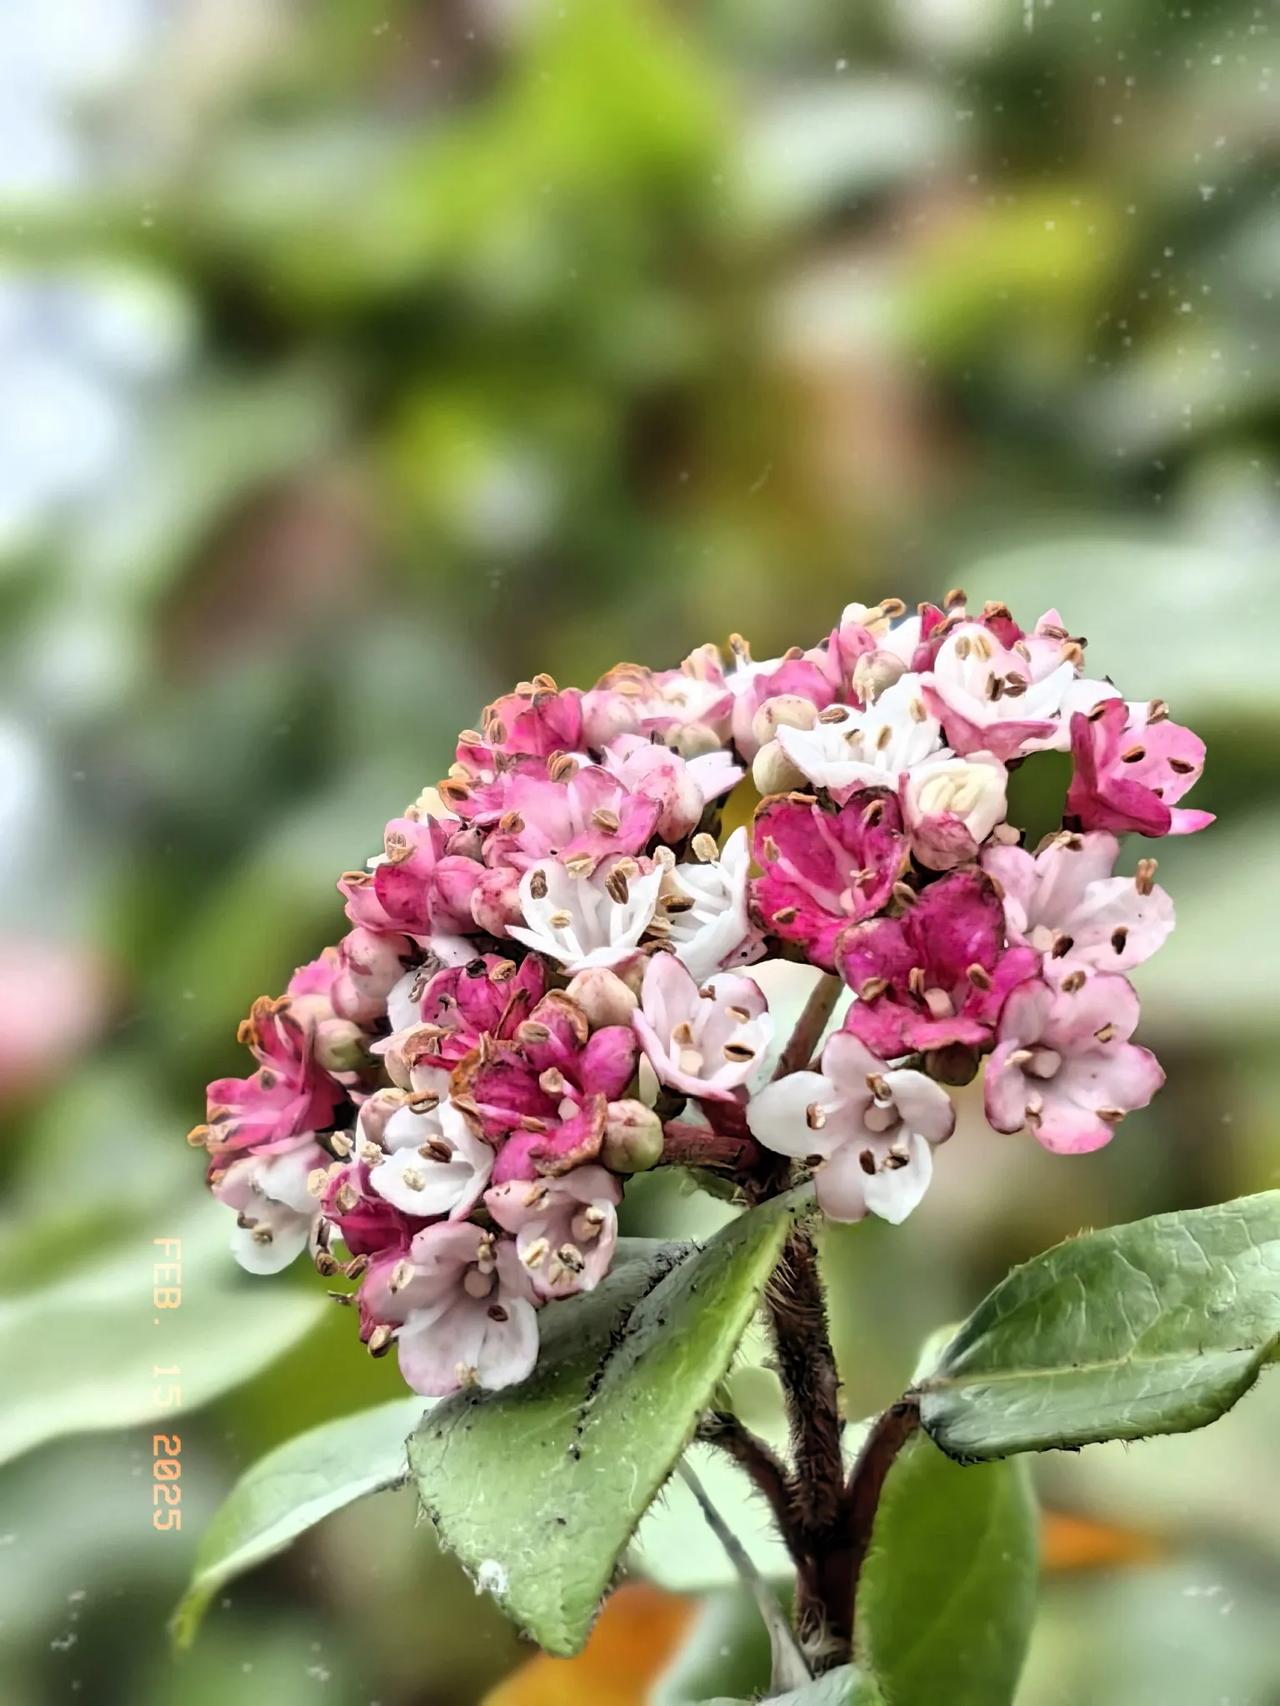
(191, 594), (1209, 1396)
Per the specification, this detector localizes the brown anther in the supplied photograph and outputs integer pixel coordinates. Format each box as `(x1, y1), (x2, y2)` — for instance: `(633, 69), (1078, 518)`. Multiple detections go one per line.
(529, 869), (549, 901)
(723, 1042), (755, 1062)
(773, 906), (798, 925)
(1134, 858), (1157, 896)
(1111, 926), (1129, 954)
(1120, 745), (1146, 764)
(967, 963), (993, 991)
(858, 1148), (878, 1175)
(691, 832), (719, 862)
(805, 1104), (827, 1131)
(548, 752), (578, 783)
(1050, 933), (1074, 960)
(605, 868), (630, 905)
(891, 881), (918, 909)
(859, 977), (889, 1002)
(498, 810), (525, 834)
(861, 797), (886, 826)
(818, 705), (850, 724)
(591, 807), (621, 833)
(367, 1325), (395, 1357)
(907, 965), (926, 997)
(943, 586), (967, 610)
(1094, 1023), (1116, 1044)
(879, 597), (906, 619)
(1169, 758), (1194, 775)
(1146, 698), (1169, 724)
(1059, 969), (1086, 993)
(489, 958), (517, 983)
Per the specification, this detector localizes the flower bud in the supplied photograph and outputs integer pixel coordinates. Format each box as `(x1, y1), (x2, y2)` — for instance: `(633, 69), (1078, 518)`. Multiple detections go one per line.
(313, 1017), (371, 1074)
(670, 720), (723, 761)
(852, 648), (907, 704)
(750, 693), (819, 750)
(332, 928), (411, 1025)
(600, 1099), (664, 1174)
(752, 738), (808, 797)
(565, 967), (638, 1030)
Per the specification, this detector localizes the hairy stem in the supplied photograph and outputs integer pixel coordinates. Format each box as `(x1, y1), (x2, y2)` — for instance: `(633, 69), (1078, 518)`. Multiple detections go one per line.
(696, 1410), (796, 1549)
(843, 1396), (921, 1648)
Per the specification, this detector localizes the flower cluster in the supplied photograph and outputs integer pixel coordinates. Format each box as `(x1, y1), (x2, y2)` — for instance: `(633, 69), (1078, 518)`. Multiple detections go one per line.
(191, 592), (1209, 1397)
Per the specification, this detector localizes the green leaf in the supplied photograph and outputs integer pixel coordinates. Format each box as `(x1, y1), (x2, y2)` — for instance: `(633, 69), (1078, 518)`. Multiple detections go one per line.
(856, 1435), (1037, 1706)
(917, 1192), (1280, 1460)
(0, 1199), (325, 1468)
(699, 1665), (885, 1705)
(408, 1193), (803, 1655)
(170, 1396), (426, 1649)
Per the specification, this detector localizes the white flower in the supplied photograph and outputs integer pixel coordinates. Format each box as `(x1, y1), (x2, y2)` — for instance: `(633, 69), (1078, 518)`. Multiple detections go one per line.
(508, 857), (662, 972)
(776, 673), (944, 794)
(366, 1096), (493, 1219)
(746, 1030), (954, 1224)
(214, 1134), (326, 1275)
(656, 826), (761, 983)
(633, 955), (774, 1101)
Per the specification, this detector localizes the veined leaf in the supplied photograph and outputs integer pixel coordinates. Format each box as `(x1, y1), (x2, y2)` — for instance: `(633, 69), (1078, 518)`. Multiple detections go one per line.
(917, 1192), (1280, 1460)
(171, 1396), (426, 1648)
(409, 1192), (804, 1655)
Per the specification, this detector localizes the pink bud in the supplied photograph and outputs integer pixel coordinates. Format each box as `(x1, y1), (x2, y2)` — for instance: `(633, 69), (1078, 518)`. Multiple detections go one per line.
(565, 967), (639, 1030)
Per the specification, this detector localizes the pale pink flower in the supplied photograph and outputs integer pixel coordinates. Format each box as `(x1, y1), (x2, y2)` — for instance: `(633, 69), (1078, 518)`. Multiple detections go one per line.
(485, 1165), (621, 1299)
(1067, 699), (1213, 838)
(363, 1221), (539, 1396)
(633, 954), (773, 1102)
(365, 1095), (494, 1219)
(746, 1030), (954, 1223)
(601, 733), (742, 842)
(985, 973), (1164, 1153)
(922, 612), (1080, 761)
(982, 831), (1174, 976)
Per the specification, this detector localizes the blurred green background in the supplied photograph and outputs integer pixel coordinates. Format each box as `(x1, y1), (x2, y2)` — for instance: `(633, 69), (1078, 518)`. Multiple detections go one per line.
(1, 0), (1277, 1702)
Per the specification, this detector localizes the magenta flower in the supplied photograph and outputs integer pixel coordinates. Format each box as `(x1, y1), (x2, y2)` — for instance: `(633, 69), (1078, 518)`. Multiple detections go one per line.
(340, 815), (482, 939)
(455, 990), (638, 1182)
(838, 869), (1039, 1056)
(197, 994), (345, 1160)
(485, 1165), (621, 1299)
(1066, 699), (1213, 838)
(985, 973), (1164, 1153)
(383, 953), (547, 1070)
(481, 765), (660, 873)
(752, 789), (907, 971)
(633, 954), (773, 1102)
(982, 831), (1174, 976)
(747, 1030), (954, 1223)
(361, 1221), (539, 1396)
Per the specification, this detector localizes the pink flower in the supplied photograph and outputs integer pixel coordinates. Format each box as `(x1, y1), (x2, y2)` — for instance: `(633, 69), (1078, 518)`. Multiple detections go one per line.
(485, 1165), (621, 1299)
(838, 869), (1039, 1057)
(340, 816), (481, 938)
(212, 1132), (327, 1273)
(454, 990), (638, 1181)
(330, 927), (413, 1026)
(1066, 699), (1213, 838)
(902, 752), (1008, 870)
(481, 765), (660, 872)
(747, 1030), (954, 1223)
(383, 953), (546, 1070)
(601, 734), (742, 842)
(362, 1221), (539, 1396)
(196, 995), (345, 1160)
(633, 954), (773, 1102)
(982, 831), (1174, 976)
(752, 789), (906, 971)
(730, 650), (841, 761)
(985, 973), (1164, 1153)
(922, 613), (1080, 761)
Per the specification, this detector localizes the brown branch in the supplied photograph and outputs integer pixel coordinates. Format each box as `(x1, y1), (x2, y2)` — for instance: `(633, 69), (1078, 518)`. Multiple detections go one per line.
(765, 1225), (845, 1547)
(660, 1120), (762, 1172)
(696, 1410), (797, 1550)
(773, 973), (844, 1081)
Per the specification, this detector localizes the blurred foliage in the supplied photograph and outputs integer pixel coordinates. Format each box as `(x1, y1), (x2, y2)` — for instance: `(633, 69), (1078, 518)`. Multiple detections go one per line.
(1, 0), (1276, 1702)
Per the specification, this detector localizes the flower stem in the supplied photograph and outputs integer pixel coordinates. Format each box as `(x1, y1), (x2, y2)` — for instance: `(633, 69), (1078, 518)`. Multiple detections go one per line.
(660, 1120), (761, 1172)
(773, 972), (844, 1080)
